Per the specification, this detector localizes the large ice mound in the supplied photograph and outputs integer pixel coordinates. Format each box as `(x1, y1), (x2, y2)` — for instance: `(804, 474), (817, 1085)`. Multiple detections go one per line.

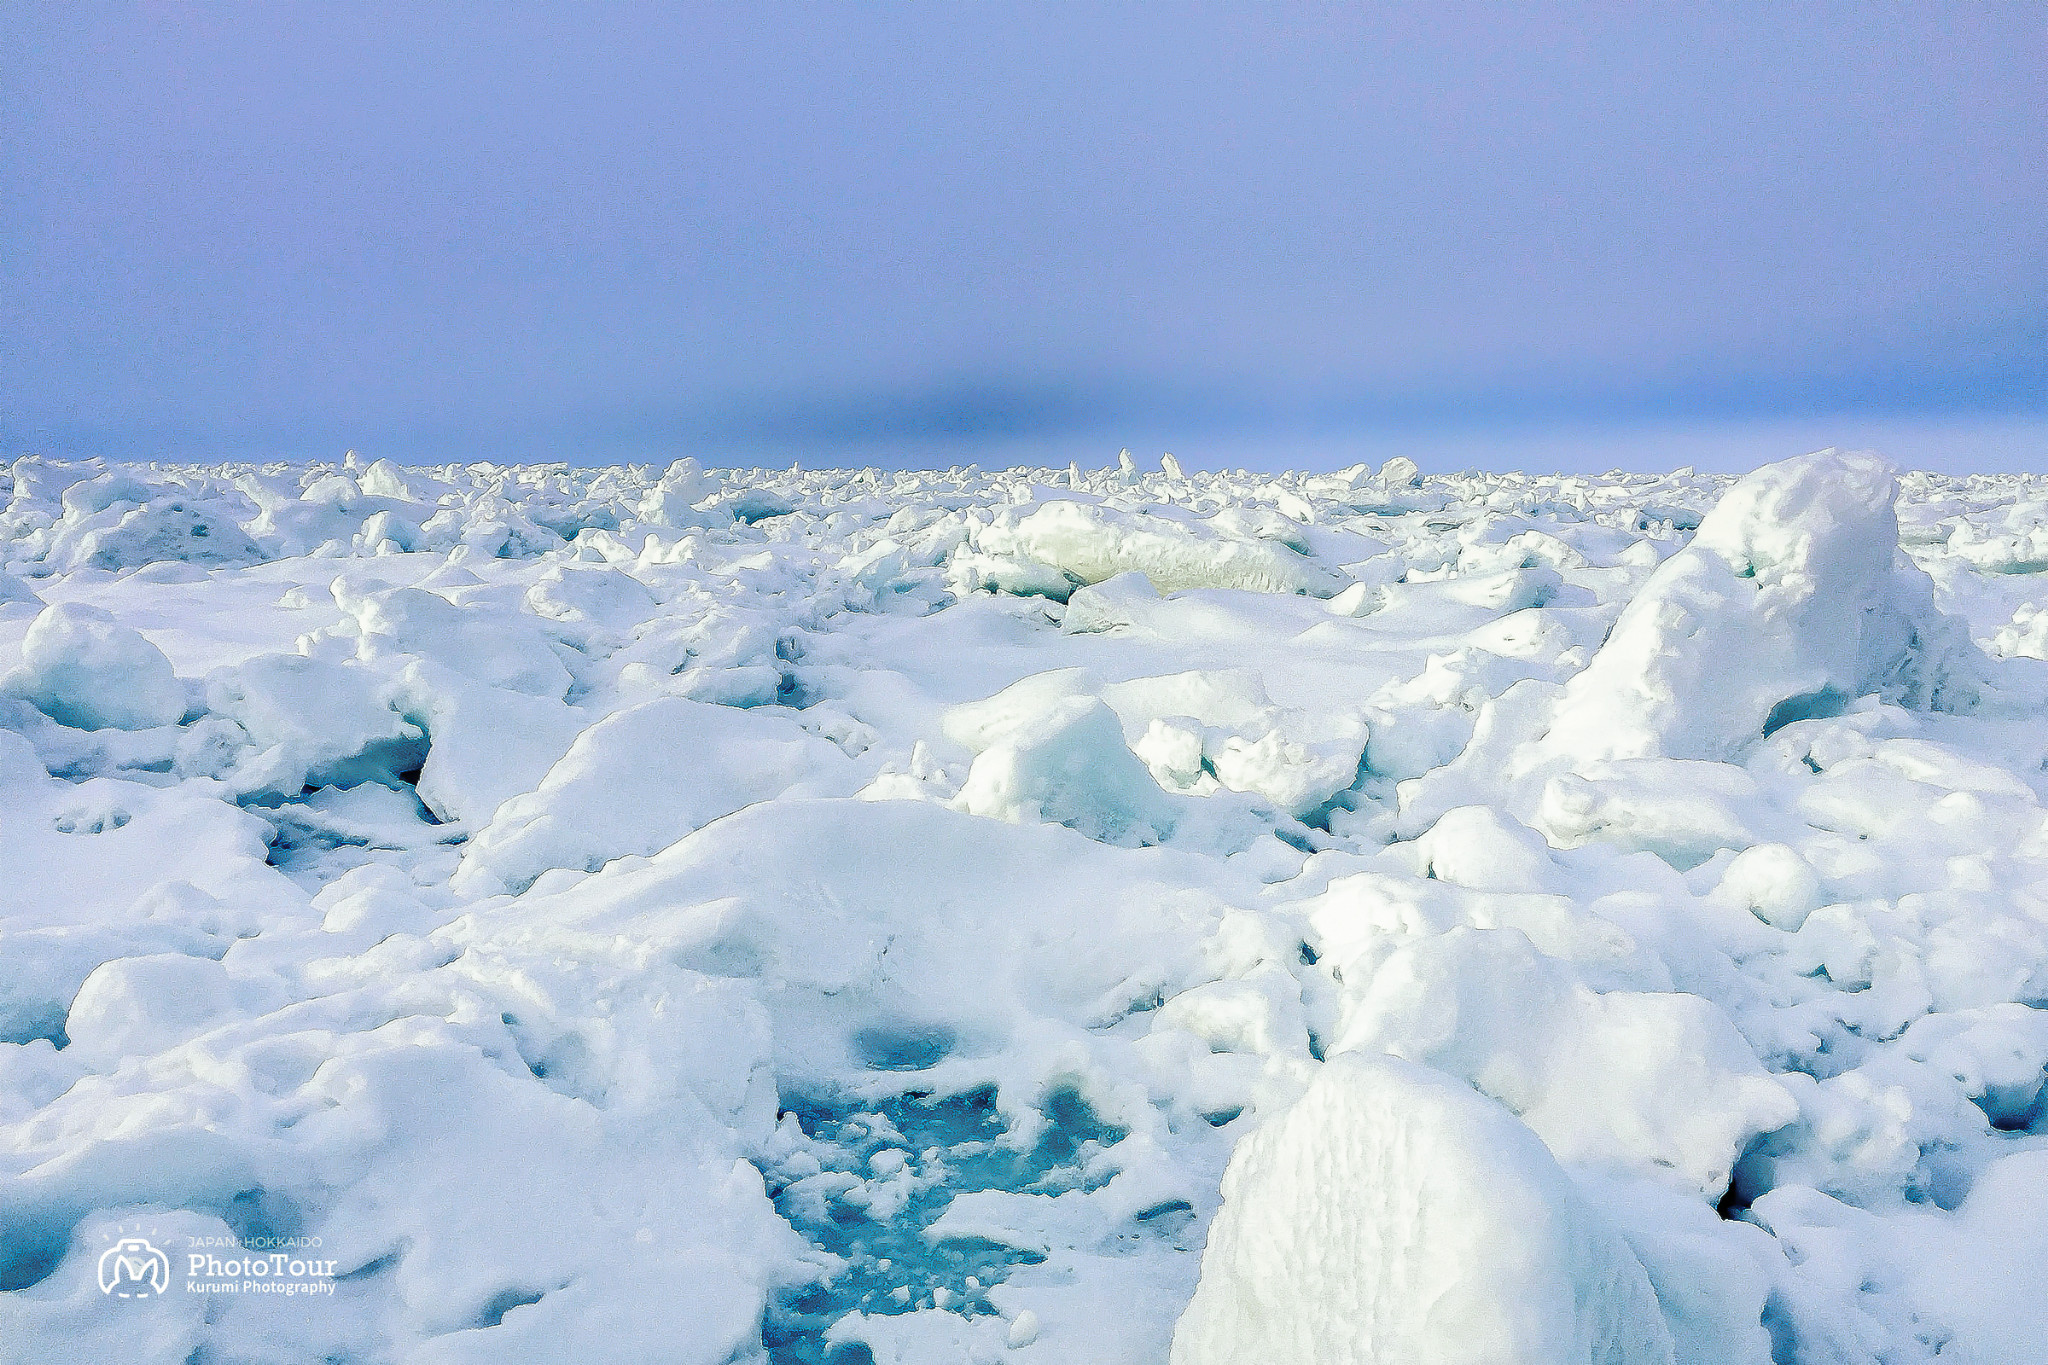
(1541, 450), (1986, 764)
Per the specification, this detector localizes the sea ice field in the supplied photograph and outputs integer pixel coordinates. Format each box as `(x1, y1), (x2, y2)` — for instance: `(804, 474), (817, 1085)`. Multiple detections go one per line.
(2, 446), (2047, 1364)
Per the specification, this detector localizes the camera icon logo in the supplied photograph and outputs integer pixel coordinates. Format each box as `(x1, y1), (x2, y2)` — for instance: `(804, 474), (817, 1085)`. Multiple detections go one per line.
(97, 1237), (170, 1299)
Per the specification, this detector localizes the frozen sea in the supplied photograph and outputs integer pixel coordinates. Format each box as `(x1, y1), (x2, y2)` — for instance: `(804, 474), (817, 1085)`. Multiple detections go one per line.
(2, 448), (2047, 1364)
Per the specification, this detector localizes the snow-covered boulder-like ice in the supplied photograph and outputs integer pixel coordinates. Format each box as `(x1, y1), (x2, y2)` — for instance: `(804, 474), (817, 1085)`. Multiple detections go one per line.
(203, 653), (424, 797)
(317, 581), (574, 698)
(1171, 1053), (1676, 1365)
(0, 572), (43, 617)
(49, 496), (263, 573)
(1989, 601), (2048, 661)
(977, 499), (1348, 597)
(1541, 450), (1983, 764)
(455, 697), (849, 894)
(522, 563), (659, 627)
(385, 661), (588, 825)
(62, 952), (284, 1066)
(1102, 669), (1371, 820)
(2, 603), (185, 731)
(943, 671), (1282, 852)
(955, 694), (1193, 846)
(1334, 927), (1798, 1199)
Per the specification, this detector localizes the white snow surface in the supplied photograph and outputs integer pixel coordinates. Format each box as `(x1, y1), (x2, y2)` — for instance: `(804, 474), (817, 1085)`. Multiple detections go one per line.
(2, 449), (2047, 1363)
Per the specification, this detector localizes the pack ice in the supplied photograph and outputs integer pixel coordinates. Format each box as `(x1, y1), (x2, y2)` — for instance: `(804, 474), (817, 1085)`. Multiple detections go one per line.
(2, 448), (2047, 1364)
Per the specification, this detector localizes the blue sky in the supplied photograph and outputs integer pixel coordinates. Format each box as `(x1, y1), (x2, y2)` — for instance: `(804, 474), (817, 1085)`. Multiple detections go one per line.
(4, 4), (2043, 472)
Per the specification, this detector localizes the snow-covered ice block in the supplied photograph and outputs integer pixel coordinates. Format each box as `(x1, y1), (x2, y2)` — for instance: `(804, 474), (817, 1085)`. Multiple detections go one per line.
(946, 675), (1278, 852)
(633, 456), (725, 529)
(2, 603), (185, 732)
(1537, 759), (1766, 871)
(1575, 1173), (1779, 1365)
(203, 653), (424, 797)
(63, 953), (283, 1066)
(1061, 568), (1163, 632)
(321, 581), (573, 698)
(1101, 669), (1370, 820)
(50, 495), (262, 573)
(384, 661), (588, 824)
(521, 563), (658, 627)
(1709, 842), (1824, 931)
(978, 500), (1347, 597)
(1170, 1053), (1677, 1365)
(957, 695), (1204, 847)
(1335, 927), (1797, 1198)
(1988, 600), (2048, 660)
(1367, 565), (1564, 634)
(1540, 451), (1984, 764)
(0, 570), (44, 617)
(455, 697), (849, 894)
(1412, 805), (1564, 893)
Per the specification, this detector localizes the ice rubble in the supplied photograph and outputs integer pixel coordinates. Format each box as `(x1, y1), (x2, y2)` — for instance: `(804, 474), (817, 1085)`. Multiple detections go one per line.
(2, 448), (2048, 1363)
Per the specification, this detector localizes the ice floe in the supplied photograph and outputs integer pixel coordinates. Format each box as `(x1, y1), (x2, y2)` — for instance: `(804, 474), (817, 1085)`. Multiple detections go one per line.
(3, 447), (2047, 1363)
